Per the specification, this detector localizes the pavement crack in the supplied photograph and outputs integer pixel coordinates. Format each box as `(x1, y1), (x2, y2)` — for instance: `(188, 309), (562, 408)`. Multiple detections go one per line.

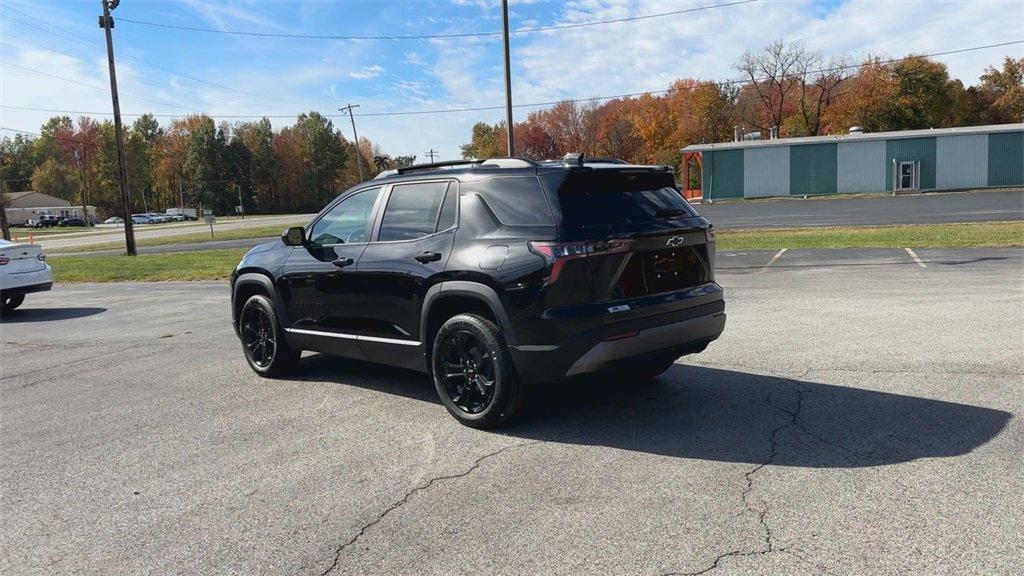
(664, 383), (806, 576)
(318, 440), (540, 576)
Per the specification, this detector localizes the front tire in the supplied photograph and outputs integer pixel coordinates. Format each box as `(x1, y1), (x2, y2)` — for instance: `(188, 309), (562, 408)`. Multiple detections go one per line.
(1, 294), (25, 314)
(239, 294), (299, 377)
(432, 313), (524, 428)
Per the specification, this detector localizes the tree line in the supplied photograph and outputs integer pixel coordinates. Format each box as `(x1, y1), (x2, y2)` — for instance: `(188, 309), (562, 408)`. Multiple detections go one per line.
(3, 40), (1021, 217)
(1, 111), (416, 218)
(461, 41), (1023, 180)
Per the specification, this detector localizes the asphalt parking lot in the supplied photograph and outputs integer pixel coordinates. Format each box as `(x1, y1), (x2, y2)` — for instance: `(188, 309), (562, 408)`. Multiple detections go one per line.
(2, 248), (1022, 575)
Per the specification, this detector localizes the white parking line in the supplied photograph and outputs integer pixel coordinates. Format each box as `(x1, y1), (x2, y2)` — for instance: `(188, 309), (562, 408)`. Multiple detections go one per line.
(760, 248), (788, 272)
(904, 247), (927, 268)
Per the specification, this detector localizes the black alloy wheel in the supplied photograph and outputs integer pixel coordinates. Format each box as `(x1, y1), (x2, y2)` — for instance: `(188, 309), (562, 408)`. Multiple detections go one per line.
(431, 313), (525, 428)
(438, 330), (497, 414)
(241, 304), (277, 369)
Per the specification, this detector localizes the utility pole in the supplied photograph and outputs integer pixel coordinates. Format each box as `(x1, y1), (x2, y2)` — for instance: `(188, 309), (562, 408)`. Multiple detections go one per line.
(425, 149), (439, 163)
(73, 147), (89, 224)
(99, 0), (136, 255)
(501, 0), (515, 157)
(339, 104), (364, 182)
(0, 182), (11, 241)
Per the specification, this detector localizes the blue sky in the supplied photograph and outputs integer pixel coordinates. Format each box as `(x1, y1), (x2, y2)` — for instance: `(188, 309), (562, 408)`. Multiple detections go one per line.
(2, 0), (1022, 160)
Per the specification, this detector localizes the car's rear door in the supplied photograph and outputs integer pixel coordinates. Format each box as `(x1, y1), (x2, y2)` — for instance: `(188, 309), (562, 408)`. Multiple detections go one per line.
(355, 180), (458, 369)
(545, 169), (716, 317)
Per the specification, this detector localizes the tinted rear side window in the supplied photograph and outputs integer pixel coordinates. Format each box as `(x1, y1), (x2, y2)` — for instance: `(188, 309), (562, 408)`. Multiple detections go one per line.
(556, 171), (697, 228)
(463, 176), (554, 226)
(378, 181), (449, 241)
(436, 186), (458, 231)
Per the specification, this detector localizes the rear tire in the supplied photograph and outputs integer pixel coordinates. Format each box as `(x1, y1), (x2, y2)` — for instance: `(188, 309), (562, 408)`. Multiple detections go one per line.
(1, 294), (25, 314)
(432, 313), (524, 428)
(238, 294), (300, 377)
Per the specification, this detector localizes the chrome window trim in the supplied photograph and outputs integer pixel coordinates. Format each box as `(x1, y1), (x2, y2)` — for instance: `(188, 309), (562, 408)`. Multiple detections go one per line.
(285, 328), (420, 346)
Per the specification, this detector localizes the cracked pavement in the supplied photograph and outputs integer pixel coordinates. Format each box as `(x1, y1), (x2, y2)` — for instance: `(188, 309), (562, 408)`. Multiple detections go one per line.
(1, 248), (1022, 575)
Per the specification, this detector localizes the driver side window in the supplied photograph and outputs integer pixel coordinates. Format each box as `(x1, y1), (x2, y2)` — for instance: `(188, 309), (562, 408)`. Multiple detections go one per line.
(308, 187), (382, 246)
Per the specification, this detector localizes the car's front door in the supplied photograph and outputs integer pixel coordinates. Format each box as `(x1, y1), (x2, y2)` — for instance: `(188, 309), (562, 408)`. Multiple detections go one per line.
(279, 186), (384, 358)
(356, 180), (458, 369)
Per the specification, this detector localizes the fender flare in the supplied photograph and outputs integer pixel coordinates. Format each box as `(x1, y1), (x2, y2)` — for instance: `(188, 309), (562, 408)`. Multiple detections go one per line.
(420, 281), (518, 347)
(232, 272), (288, 330)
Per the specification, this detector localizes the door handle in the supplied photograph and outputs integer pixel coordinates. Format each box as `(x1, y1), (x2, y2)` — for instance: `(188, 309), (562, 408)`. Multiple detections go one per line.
(331, 257), (354, 268)
(414, 251), (442, 263)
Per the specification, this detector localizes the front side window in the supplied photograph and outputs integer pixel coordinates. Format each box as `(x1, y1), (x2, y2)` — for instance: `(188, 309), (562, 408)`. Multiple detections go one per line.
(377, 182), (450, 242)
(308, 187), (382, 246)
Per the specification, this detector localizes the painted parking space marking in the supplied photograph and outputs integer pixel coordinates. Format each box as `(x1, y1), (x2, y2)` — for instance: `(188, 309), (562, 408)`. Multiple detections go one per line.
(904, 247), (927, 268)
(760, 248), (788, 272)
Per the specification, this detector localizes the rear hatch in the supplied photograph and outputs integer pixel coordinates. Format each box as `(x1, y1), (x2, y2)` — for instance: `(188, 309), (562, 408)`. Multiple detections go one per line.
(0, 242), (45, 274)
(539, 168), (715, 305)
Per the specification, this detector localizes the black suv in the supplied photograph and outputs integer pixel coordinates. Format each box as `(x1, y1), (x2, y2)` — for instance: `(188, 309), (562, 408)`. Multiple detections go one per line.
(231, 156), (725, 427)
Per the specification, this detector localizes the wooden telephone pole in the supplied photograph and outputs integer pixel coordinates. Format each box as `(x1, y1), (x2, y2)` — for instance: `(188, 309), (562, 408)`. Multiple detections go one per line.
(99, 0), (137, 255)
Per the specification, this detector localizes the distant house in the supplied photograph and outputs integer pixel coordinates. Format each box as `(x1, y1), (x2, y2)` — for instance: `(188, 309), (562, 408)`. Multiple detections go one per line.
(2, 191), (96, 225)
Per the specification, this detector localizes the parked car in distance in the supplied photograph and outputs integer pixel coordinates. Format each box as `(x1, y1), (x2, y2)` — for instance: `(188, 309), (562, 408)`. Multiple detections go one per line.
(58, 218), (89, 227)
(167, 214), (186, 222)
(131, 214), (154, 224)
(230, 155), (726, 428)
(0, 239), (52, 313)
(27, 215), (61, 228)
(148, 213), (172, 223)
(104, 217), (124, 224)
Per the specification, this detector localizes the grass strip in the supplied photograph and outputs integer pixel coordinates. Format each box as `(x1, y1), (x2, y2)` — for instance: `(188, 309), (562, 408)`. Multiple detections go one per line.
(716, 221), (1024, 250)
(50, 248), (247, 282)
(53, 224), (287, 253)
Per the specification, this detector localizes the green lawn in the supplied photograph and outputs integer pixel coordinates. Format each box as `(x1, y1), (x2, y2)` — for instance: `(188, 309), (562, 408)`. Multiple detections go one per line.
(54, 224), (287, 253)
(50, 249), (247, 282)
(717, 221), (1024, 250)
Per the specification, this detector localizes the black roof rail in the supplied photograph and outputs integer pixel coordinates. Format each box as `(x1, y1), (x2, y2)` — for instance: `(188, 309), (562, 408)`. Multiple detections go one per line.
(395, 159), (485, 175)
(585, 156), (629, 164)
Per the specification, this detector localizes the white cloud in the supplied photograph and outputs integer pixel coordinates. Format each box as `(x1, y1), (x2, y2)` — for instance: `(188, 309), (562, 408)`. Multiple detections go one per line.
(349, 65), (386, 79)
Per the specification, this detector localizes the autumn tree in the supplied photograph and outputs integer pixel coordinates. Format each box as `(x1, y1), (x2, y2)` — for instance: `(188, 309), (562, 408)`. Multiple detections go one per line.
(735, 39), (808, 133)
(30, 158), (77, 200)
(460, 122), (507, 159)
(979, 56), (1024, 123)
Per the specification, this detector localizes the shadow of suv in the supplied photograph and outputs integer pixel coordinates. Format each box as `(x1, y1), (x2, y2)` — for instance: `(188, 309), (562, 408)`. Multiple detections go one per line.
(231, 155), (726, 428)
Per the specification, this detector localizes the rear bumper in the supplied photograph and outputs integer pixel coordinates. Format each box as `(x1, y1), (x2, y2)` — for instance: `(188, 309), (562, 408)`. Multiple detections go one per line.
(1, 281), (52, 296)
(509, 298), (725, 383)
(1, 266), (53, 294)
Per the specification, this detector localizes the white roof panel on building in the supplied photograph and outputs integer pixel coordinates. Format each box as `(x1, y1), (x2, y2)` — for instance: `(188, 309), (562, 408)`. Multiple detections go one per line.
(681, 123), (1024, 152)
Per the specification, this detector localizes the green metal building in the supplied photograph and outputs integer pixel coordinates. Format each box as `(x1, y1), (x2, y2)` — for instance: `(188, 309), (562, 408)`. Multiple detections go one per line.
(682, 123), (1024, 200)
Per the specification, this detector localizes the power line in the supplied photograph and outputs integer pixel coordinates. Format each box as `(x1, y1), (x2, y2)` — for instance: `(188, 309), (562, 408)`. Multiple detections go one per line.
(0, 60), (200, 113)
(0, 5), (296, 108)
(2, 39), (1021, 121)
(113, 0), (758, 41)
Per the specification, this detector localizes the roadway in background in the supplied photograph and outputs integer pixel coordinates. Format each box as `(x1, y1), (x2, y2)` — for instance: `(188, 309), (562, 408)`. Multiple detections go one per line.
(698, 188), (1023, 229)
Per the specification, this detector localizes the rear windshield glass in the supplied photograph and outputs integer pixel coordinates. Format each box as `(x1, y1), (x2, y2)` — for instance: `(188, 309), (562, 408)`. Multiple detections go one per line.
(556, 171), (698, 228)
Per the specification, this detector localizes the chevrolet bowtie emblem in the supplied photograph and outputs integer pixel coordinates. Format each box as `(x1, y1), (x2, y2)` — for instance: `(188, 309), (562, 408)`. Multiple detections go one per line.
(666, 236), (685, 247)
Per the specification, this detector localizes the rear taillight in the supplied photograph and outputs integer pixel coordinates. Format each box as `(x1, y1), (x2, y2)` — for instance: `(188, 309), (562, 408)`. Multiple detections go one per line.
(0, 257), (8, 266)
(528, 240), (625, 284)
(37, 254), (46, 261)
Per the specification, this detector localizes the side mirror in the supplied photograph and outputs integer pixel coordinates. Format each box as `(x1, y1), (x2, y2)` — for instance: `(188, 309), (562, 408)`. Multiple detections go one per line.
(282, 226), (305, 246)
